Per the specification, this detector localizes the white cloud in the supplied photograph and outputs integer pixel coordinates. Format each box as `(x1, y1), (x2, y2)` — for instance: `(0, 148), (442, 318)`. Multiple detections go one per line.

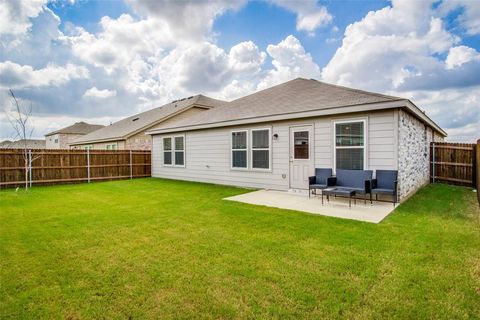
(66, 14), (175, 73)
(445, 46), (480, 69)
(272, 0), (332, 34)
(1, 0), (478, 143)
(321, 0), (479, 141)
(439, 0), (480, 35)
(396, 86), (480, 142)
(0, 0), (47, 35)
(83, 87), (117, 99)
(229, 41), (266, 74)
(259, 35), (321, 89)
(126, 0), (246, 40)
(322, 0), (458, 90)
(0, 61), (89, 88)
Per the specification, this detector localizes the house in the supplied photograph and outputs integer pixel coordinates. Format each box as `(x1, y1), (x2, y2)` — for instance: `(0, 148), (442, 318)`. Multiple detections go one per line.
(69, 95), (226, 150)
(45, 122), (104, 149)
(0, 139), (46, 149)
(146, 78), (446, 201)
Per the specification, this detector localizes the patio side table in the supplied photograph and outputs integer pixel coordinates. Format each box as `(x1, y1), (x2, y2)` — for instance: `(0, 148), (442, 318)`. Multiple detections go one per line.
(322, 188), (356, 208)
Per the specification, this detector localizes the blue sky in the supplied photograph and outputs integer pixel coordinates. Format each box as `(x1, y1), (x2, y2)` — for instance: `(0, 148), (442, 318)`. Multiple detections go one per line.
(1, 0), (479, 142)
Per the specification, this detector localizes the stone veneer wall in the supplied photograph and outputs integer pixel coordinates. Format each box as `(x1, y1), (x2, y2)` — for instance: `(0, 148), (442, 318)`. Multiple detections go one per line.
(398, 110), (444, 200)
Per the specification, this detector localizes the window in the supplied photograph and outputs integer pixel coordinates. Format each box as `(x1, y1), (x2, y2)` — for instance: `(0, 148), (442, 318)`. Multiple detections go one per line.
(163, 137), (172, 165)
(251, 129), (270, 170)
(106, 143), (117, 150)
(335, 121), (365, 170)
(293, 131), (309, 159)
(231, 131), (247, 169)
(163, 135), (185, 167)
(54, 138), (58, 144)
(84, 145), (93, 150)
(174, 136), (185, 166)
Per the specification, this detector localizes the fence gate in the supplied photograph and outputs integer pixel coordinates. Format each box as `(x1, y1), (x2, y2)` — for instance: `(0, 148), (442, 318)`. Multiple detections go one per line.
(430, 142), (476, 188)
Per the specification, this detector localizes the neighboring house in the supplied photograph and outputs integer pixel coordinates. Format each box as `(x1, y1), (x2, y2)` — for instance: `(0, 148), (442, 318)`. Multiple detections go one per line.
(70, 95), (226, 150)
(146, 78), (446, 201)
(0, 140), (12, 148)
(0, 139), (46, 149)
(45, 122), (104, 149)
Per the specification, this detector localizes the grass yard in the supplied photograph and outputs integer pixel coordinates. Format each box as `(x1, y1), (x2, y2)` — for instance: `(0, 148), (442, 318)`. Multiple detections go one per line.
(1, 178), (479, 319)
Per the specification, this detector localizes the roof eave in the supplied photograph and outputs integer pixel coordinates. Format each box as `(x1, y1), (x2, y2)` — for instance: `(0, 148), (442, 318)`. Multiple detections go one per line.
(146, 100), (409, 135)
(404, 100), (447, 137)
(69, 137), (126, 145)
(71, 104), (215, 145)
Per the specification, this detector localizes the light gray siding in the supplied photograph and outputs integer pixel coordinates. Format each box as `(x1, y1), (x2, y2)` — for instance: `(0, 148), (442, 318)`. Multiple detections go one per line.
(152, 110), (397, 191)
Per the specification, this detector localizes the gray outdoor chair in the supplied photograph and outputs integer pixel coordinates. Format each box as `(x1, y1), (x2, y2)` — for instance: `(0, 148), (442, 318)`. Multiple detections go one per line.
(308, 168), (333, 198)
(371, 170), (398, 206)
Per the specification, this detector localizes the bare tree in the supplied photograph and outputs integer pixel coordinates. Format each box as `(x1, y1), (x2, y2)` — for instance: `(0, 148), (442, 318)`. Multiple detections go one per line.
(7, 89), (36, 190)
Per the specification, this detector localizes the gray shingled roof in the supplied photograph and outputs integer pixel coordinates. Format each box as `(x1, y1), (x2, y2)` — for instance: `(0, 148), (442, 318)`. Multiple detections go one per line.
(0, 139), (46, 149)
(45, 122), (104, 136)
(151, 78), (404, 131)
(71, 94), (226, 144)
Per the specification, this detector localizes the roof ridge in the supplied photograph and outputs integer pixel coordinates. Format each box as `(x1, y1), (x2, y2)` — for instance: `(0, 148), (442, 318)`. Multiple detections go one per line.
(309, 78), (403, 101)
(230, 78), (302, 103)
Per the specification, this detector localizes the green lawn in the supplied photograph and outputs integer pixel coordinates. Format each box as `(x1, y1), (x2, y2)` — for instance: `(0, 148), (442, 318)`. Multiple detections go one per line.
(1, 179), (479, 319)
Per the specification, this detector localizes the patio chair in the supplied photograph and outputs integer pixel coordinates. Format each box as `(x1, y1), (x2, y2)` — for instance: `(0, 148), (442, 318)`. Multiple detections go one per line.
(327, 169), (373, 204)
(308, 168), (332, 198)
(371, 170), (398, 206)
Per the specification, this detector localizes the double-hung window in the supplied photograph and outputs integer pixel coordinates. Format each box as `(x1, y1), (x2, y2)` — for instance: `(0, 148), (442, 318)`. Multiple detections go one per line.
(174, 136), (185, 166)
(163, 135), (185, 166)
(163, 137), (172, 165)
(335, 120), (365, 170)
(231, 131), (247, 169)
(251, 129), (270, 170)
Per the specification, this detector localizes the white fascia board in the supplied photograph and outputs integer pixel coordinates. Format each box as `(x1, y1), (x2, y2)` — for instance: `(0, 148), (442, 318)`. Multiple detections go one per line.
(146, 100), (408, 135)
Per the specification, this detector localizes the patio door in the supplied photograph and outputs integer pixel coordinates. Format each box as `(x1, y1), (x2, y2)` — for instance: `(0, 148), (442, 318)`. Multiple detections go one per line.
(289, 125), (314, 189)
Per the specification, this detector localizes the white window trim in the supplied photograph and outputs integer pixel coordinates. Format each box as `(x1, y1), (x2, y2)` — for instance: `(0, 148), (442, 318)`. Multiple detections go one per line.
(291, 128), (311, 161)
(162, 137), (173, 167)
(106, 142), (117, 150)
(173, 135), (186, 167)
(163, 135), (185, 167)
(250, 128), (272, 171)
(231, 130), (249, 170)
(333, 118), (367, 172)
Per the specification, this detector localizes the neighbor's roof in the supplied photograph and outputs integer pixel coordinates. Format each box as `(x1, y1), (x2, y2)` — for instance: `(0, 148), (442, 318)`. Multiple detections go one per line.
(70, 94), (226, 145)
(0, 139), (46, 149)
(45, 121), (104, 136)
(147, 78), (446, 137)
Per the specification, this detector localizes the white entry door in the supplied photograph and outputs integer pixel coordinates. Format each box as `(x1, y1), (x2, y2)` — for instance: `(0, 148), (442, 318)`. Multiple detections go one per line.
(289, 125), (314, 189)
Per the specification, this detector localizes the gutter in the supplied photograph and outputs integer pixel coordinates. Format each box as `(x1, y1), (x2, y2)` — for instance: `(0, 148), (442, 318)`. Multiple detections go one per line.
(146, 100), (447, 137)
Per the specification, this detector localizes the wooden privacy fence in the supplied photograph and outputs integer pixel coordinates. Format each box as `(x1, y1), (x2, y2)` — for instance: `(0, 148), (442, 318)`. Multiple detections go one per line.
(0, 149), (151, 188)
(430, 141), (477, 188)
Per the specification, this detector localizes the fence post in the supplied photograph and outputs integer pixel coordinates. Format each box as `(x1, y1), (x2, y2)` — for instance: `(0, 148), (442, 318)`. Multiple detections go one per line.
(28, 149), (32, 188)
(87, 149), (90, 183)
(476, 139), (480, 205)
(432, 142), (435, 183)
(129, 150), (133, 179)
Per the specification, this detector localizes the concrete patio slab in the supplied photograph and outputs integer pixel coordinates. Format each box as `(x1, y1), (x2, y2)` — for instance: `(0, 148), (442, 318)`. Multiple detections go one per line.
(224, 190), (396, 223)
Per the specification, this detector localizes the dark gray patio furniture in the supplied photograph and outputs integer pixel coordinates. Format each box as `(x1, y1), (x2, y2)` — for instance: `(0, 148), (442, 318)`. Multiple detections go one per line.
(322, 188), (356, 208)
(308, 168), (333, 198)
(371, 170), (398, 206)
(327, 169), (373, 204)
